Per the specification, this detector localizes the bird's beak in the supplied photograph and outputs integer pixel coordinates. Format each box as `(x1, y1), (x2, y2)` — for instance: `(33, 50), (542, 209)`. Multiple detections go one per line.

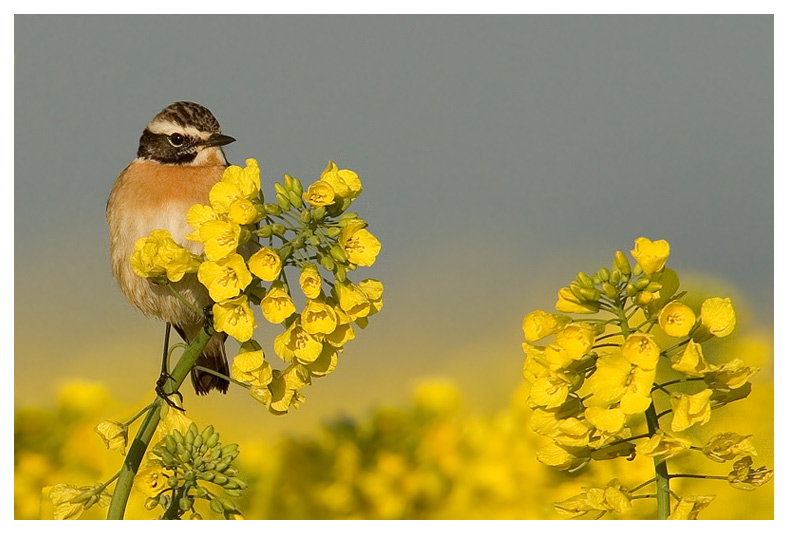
(204, 133), (236, 147)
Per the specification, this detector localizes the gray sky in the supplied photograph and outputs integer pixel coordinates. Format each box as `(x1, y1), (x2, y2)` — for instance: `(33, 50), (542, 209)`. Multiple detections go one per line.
(14, 15), (773, 435)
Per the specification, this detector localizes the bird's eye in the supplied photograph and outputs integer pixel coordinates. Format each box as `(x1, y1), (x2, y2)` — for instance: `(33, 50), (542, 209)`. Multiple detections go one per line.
(168, 133), (185, 147)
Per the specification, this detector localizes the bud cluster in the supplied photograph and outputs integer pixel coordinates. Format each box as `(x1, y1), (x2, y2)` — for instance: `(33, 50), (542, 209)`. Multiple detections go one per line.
(146, 423), (245, 519)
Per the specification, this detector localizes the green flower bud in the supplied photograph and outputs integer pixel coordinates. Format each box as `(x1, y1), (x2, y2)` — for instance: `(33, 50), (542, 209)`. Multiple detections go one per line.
(264, 203), (282, 216)
(145, 497), (159, 511)
(578, 287), (601, 301)
(271, 223), (286, 237)
(609, 269), (621, 285)
(193, 435), (203, 450)
(278, 244), (293, 261)
(614, 250), (631, 275)
(569, 282), (588, 302)
(320, 256), (336, 272)
(213, 473), (229, 485)
(633, 262), (643, 276)
(190, 513), (203, 520)
(205, 433), (220, 449)
(179, 497), (192, 511)
(274, 182), (288, 197)
(634, 277), (651, 291)
(276, 192), (291, 210)
(313, 206), (326, 220)
(598, 267), (610, 282)
(330, 245), (348, 264)
(256, 225), (273, 238)
(300, 210), (312, 224)
(288, 190), (303, 209)
(645, 281), (663, 293)
(602, 282), (618, 299)
(625, 283), (637, 297)
(576, 272), (594, 289)
(308, 235), (321, 246)
(210, 498), (224, 513)
(165, 435), (177, 454)
(335, 264), (347, 283)
(200, 425), (215, 441)
(325, 227), (341, 238)
(173, 430), (185, 444)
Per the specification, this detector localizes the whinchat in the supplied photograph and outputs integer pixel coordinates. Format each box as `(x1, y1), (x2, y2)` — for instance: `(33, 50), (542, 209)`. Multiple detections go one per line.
(107, 101), (236, 396)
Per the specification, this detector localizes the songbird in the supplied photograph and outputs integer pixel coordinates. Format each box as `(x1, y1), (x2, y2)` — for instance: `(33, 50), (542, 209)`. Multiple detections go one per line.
(107, 101), (236, 397)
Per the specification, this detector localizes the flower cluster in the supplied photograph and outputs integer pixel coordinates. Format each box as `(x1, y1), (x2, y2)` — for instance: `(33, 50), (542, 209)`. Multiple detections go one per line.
(130, 159), (383, 414)
(522, 237), (772, 519)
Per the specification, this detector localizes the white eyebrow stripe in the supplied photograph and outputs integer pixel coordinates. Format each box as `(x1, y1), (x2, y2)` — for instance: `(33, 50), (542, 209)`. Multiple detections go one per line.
(146, 119), (211, 139)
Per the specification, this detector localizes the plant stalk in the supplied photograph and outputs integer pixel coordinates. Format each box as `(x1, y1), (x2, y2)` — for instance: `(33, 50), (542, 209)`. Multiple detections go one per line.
(106, 327), (213, 520)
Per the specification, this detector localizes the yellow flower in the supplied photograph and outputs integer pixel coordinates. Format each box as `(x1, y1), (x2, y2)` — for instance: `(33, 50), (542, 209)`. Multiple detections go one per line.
(274, 317), (324, 363)
(299, 263), (323, 299)
(555, 287), (599, 314)
(306, 344), (340, 377)
(213, 295), (257, 342)
(94, 420), (128, 455)
(631, 237), (670, 274)
(301, 297), (338, 335)
(522, 310), (571, 342)
(636, 430), (692, 460)
(260, 281), (296, 324)
(334, 279), (372, 320)
(303, 180), (336, 206)
(552, 417), (595, 447)
(668, 495), (715, 520)
(554, 479), (632, 518)
(323, 310), (356, 347)
(136, 465), (169, 498)
(658, 301), (696, 337)
(700, 297), (736, 337)
(209, 181), (245, 215)
(339, 219), (381, 267)
(522, 343), (551, 383)
(671, 340), (717, 377)
(704, 358), (759, 389)
(584, 406), (626, 433)
(584, 353), (655, 415)
(621, 333), (660, 370)
(222, 159), (261, 199)
(536, 442), (590, 471)
(702, 432), (758, 463)
(197, 253), (252, 302)
(248, 247), (283, 281)
(185, 204), (219, 240)
(670, 389), (713, 432)
(542, 343), (577, 371)
(227, 198), (264, 225)
(48, 484), (88, 520)
(194, 219), (241, 261)
(727, 456), (774, 490)
(230, 342), (272, 387)
(320, 160), (362, 200)
(358, 279), (384, 316)
(528, 372), (571, 409)
(555, 323), (596, 359)
(130, 229), (201, 282)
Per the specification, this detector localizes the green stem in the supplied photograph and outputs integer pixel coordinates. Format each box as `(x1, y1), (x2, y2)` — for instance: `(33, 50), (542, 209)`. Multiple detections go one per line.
(614, 301), (671, 519)
(645, 403), (671, 519)
(106, 327), (213, 520)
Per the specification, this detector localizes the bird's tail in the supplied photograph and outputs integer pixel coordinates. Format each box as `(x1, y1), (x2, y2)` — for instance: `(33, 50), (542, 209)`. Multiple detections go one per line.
(173, 323), (230, 395)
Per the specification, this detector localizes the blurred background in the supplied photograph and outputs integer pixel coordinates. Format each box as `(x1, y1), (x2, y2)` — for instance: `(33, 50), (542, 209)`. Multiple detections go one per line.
(14, 15), (773, 519)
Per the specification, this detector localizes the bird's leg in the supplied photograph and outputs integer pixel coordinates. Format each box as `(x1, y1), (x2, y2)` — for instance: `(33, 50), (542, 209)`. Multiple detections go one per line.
(155, 323), (185, 411)
(203, 305), (214, 331)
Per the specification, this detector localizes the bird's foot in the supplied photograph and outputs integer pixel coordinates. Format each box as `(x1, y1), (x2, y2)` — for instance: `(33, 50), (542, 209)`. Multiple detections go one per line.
(155, 372), (185, 411)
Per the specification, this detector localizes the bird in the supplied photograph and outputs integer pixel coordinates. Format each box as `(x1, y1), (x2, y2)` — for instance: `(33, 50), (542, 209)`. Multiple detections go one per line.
(107, 101), (236, 397)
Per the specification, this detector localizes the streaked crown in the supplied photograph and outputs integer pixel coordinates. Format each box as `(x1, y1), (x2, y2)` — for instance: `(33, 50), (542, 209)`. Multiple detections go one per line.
(137, 101), (235, 165)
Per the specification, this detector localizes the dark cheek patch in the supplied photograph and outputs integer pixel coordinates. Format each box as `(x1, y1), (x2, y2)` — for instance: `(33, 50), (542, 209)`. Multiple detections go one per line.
(137, 129), (197, 164)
